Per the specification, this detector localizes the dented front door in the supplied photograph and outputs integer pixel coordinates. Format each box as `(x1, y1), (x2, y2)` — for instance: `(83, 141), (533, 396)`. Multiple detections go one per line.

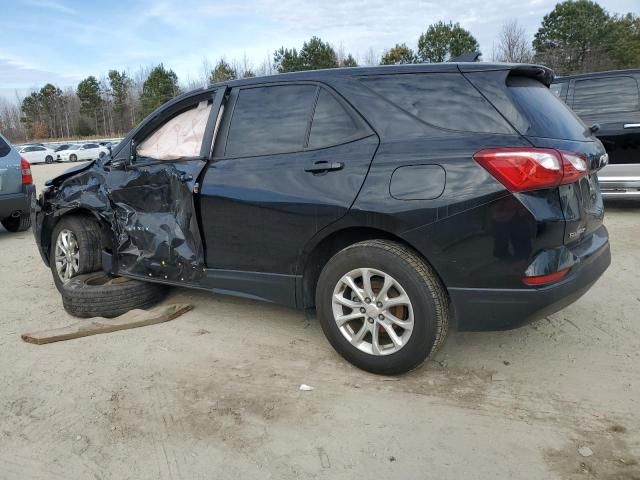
(106, 89), (224, 284)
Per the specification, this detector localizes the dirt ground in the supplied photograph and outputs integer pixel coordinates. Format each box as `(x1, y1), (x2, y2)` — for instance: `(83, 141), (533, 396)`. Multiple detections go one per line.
(1, 162), (638, 480)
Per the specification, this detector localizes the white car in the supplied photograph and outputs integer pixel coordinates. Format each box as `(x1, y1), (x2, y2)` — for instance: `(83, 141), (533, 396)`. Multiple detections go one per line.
(57, 143), (110, 162)
(18, 145), (57, 164)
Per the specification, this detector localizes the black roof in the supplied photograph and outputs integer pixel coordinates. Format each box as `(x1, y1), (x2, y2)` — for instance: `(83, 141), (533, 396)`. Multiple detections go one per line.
(554, 68), (640, 82)
(205, 62), (553, 90)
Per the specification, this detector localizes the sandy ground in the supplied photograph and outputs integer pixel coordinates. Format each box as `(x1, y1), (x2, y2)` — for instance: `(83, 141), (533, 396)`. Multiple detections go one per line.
(0, 162), (638, 480)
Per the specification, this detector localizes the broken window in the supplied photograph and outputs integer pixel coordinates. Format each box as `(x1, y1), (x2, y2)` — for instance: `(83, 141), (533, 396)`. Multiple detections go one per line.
(136, 101), (212, 161)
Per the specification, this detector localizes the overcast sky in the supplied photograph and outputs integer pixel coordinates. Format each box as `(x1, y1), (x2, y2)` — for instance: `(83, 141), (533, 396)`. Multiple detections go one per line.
(0, 0), (637, 100)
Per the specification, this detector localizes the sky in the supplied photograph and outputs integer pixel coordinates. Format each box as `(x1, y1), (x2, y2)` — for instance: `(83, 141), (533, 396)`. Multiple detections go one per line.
(0, 0), (637, 101)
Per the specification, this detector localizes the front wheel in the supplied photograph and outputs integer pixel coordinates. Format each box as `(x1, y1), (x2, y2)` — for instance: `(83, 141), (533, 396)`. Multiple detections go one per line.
(69, 154), (77, 162)
(316, 240), (449, 375)
(45, 155), (53, 164)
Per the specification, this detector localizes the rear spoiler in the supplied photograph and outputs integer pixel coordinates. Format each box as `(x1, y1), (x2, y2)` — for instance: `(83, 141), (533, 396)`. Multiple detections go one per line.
(457, 63), (555, 87)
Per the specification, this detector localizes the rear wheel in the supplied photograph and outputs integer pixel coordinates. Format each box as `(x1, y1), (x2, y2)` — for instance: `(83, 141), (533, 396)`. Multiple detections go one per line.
(1, 213), (31, 232)
(316, 240), (449, 374)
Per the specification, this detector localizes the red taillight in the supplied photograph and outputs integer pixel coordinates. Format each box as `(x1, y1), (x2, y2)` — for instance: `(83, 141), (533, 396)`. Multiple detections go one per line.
(522, 269), (569, 286)
(20, 157), (33, 185)
(473, 148), (588, 192)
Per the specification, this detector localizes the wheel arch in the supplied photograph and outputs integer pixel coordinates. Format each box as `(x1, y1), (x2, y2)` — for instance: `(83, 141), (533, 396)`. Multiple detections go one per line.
(298, 226), (448, 309)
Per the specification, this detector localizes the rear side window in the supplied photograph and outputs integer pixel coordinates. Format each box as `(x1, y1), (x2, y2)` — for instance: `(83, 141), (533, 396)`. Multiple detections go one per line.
(572, 76), (639, 115)
(360, 73), (514, 135)
(226, 85), (316, 157)
(506, 76), (588, 141)
(0, 137), (10, 157)
(308, 89), (364, 148)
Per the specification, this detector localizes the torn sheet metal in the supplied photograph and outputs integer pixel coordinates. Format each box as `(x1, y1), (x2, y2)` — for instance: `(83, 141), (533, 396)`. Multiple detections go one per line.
(35, 157), (206, 283)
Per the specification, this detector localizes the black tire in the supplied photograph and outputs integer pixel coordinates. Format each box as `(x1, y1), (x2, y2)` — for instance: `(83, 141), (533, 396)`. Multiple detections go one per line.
(1, 213), (31, 232)
(50, 215), (103, 292)
(45, 155), (53, 163)
(316, 240), (449, 375)
(61, 272), (167, 318)
(69, 154), (77, 162)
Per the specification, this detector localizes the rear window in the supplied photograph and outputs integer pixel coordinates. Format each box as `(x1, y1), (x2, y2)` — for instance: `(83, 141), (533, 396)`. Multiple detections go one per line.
(506, 76), (589, 141)
(0, 137), (11, 157)
(360, 73), (514, 135)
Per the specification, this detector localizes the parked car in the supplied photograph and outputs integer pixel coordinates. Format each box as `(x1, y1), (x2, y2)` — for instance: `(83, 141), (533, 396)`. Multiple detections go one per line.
(56, 143), (110, 162)
(54, 144), (74, 153)
(0, 134), (35, 231)
(552, 69), (640, 198)
(33, 63), (611, 374)
(18, 144), (57, 164)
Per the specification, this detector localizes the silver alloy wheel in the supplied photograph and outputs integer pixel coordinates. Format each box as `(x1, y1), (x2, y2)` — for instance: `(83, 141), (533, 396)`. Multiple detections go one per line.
(54, 229), (80, 283)
(332, 268), (414, 356)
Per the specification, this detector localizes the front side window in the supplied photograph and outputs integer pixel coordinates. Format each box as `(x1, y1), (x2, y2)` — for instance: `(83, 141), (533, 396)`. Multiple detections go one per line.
(572, 76), (639, 116)
(225, 84), (317, 157)
(137, 100), (212, 161)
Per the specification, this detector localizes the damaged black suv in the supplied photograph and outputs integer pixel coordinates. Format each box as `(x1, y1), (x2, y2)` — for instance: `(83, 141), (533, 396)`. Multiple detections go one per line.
(33, 63), (611, 374)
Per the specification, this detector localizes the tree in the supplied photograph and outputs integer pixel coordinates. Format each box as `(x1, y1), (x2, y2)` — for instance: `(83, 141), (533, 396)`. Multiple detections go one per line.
(140, 64), (179, 116)
(606, 13), (640, 69)
(274, 36), (338, 73)
(418, 21), (480, 63)
(494, 20), (534, 63)
(77, 76), (102, 132)
(209, 59), (237, 83)
(380, 43), (417, 65)
(108, 70), (130, 132)
(274, 47), (303, 73)
(340, 53), (358, 67)
(533, 0), (611, 74)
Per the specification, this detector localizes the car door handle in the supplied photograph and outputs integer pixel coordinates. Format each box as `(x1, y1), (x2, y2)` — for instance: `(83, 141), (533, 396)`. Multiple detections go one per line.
(623, 123), (640, 129)
(305, 161), (344, 173)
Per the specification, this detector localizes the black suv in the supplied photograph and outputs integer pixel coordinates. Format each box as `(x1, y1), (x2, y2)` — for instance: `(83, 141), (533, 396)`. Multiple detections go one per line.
(33, 63), (610, 374)
(552, 69), (640, 198)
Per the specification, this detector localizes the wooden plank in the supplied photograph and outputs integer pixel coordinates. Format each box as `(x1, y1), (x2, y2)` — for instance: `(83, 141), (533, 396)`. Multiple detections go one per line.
(21, 303), (193, 345)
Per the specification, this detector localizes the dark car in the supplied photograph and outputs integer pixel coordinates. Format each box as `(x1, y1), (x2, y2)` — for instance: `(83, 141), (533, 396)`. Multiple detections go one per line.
(552, 69), (640, 198)
(33, 63), (610, 374)
(0, 133), (35, 232)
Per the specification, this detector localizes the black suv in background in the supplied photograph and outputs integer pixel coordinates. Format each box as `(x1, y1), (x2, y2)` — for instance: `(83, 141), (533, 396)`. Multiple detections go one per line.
(34, 63), (610, 374)
(552, 69), (640, 198)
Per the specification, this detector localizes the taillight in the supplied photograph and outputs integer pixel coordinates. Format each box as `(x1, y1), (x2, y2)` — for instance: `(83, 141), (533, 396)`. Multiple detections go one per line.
(522, 269), (569, 286)
(473, 148), (588, 192)
(20, 157), (33, 185)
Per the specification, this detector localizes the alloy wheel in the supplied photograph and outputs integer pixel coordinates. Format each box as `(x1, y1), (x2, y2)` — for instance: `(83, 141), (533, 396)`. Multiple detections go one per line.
(332, 268), (414, 356)
(54, 229), (80, 283)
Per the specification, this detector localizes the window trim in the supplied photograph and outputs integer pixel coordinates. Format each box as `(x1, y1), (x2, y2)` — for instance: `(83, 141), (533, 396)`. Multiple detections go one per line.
(570, 75), (640, 116)
(215, 81), (372, 161)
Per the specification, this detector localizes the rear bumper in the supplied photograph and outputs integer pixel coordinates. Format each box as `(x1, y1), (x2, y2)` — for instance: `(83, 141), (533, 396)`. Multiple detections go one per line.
(450, 226), (610, 331)
(0, 185), (35, 220)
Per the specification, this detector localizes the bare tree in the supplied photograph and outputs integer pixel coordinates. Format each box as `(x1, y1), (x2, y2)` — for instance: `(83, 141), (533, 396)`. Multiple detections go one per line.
(363, 47), (380, 66)
(494, 20), (534, 63)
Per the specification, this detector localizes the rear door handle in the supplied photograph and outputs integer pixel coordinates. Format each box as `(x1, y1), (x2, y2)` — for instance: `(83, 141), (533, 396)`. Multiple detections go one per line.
(305, 161), (344, 173)
(623, 123), (640, 129)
